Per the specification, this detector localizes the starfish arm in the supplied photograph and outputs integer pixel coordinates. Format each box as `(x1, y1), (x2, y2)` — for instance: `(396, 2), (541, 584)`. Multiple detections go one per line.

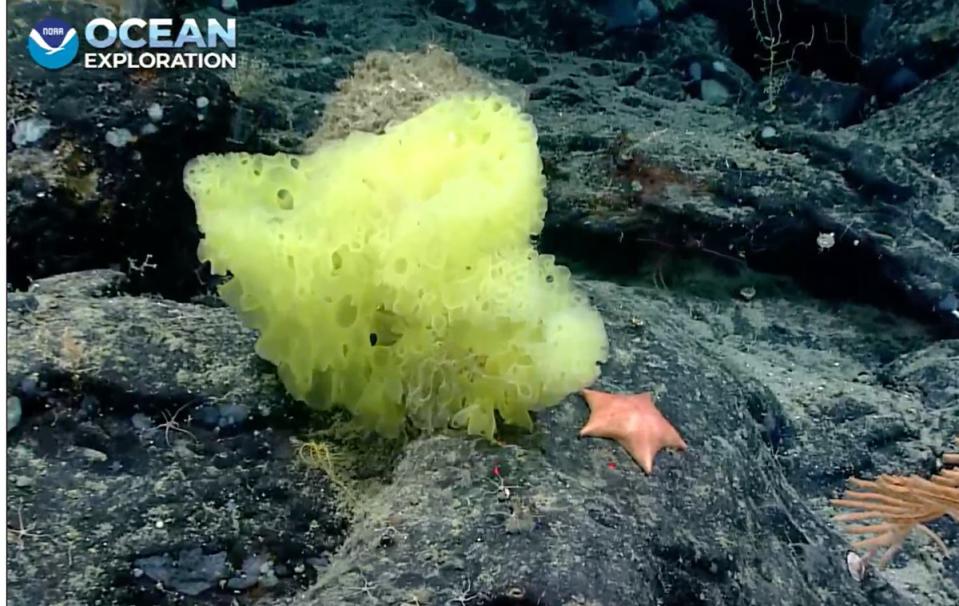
(623, 422), (687, 474)
(623, 436), (659, 474)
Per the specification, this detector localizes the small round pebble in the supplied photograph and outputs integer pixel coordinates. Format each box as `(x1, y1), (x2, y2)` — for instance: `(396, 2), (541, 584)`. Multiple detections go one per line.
(7, 396), (22, 431)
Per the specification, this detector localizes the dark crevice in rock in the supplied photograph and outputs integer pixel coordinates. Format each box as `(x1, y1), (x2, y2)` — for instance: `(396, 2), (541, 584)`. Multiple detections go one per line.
(541, 212), (956, 338)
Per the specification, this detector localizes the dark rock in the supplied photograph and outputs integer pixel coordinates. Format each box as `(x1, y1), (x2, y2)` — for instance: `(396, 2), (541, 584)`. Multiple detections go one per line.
(17, 377), (41, 398)
(538, 67), (959, 336)
(774, 74), (868, 129)
(700, 0), (868, 87)
(292, 281), (915, 606)
(860, 0), (959, 104)
(193, 405), (224, 428)
(135, 548), (229, 596)
(677, 54), (756, 106)
(881, 340), (959, 411)
(6, 2), (233, 298)
(7, 275), (346, 604)
(417, 0), (606, 55)
(226, 553), (272, 590)
(235, 0), (300, 11)
(603, 0), (660, 31)
(6, 294), (39, 314)
(880, 65), (922, 99)
(937, 292), (958, 314)
(26, 269), (129, 298)
(6, 271), (281, 408)
(7, 397), (23, 432)
(10, 265), (947, 605)
(194, 402), (250, 429)
(216, 403), (250, 427)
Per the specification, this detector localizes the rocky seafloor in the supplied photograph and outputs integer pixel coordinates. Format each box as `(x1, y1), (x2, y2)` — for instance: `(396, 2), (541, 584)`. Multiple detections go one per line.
(6, 0), (959, 605)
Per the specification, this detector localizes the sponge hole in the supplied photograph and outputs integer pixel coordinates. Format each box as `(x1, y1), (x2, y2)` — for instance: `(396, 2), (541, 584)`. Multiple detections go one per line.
(276, 189), (294, 210)
(335, 296), (357, 327)
(290, 158), (300, 169)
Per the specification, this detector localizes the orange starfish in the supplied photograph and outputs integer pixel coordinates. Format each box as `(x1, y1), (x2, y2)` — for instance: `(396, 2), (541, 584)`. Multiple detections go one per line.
(579, 388), (687, 474)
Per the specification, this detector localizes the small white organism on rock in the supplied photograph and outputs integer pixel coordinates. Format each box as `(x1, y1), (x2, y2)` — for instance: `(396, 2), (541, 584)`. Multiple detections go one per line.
(816, 231), (835, 252)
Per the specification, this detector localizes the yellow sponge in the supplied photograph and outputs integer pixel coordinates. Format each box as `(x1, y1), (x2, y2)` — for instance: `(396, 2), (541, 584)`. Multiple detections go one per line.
(183, 95), (608, 440)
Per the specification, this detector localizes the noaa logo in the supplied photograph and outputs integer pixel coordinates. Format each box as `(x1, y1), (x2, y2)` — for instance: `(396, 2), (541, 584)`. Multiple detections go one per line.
(27, 17), (79, 70)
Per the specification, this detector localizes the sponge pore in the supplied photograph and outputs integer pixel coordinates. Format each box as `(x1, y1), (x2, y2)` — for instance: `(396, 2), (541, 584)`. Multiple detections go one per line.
(184, 94), (608, 440)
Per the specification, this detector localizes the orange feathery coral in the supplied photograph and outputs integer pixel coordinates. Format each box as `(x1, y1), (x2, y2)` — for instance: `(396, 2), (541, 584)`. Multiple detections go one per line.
(831, 440), (959, 568)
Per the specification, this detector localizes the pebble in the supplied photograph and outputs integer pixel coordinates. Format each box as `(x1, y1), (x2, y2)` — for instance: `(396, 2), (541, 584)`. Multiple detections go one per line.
(194, 403), (250, 429)
(105, 127), (135, 148)
(7, 396), (22, 431)
(937, 292), (957, 313)
(19, 378), (39, 397)
(77, 447), (108, 462)
(699, 79), (730, 105)
(12, 117), (52, 146)
(688, 61), (702, 81)
(12, 475), (34, 488)
(147, 103), (163, 121)
(135, 549), (227, 596)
